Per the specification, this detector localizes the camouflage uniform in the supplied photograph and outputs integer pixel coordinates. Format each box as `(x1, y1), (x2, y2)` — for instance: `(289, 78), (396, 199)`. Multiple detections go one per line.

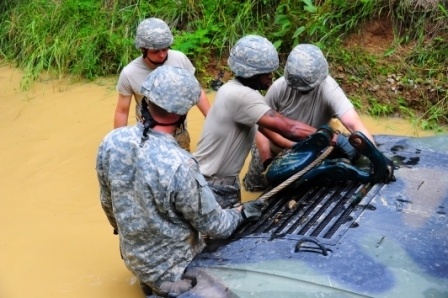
(206, 179), (242, 209)
(97, 123), (243, 294)
(98, 66), (244, 296)
(174, 127), (190, 152)
(243, 144), (269, 192)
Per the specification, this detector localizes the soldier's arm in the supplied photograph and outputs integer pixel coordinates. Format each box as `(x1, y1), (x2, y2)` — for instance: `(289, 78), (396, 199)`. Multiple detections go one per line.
(257, 109), (317, 142)
(96, 143), (119, 233)
(173, 163), (244, 239)
(114, 93), (132, 128)
(257, 128), (295, 151)
(196, 89), (211, 117)
(339, 108), (376, 145)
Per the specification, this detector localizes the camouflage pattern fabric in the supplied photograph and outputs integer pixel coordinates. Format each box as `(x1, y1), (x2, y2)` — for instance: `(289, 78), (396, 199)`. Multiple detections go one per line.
(96, 123), (243, 294)
(243, 144), (269, 192)
(227, 35), (279, 78)
(207, 180), (242, 209)
(174, 127), (190, 152)
(141, 66), (201, 115)
(135, 17), (173, 50)
(285, 44), (329, 91)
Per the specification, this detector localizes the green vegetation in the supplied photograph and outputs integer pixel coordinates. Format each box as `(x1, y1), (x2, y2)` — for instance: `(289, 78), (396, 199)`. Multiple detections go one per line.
(0, 0), (447, 131)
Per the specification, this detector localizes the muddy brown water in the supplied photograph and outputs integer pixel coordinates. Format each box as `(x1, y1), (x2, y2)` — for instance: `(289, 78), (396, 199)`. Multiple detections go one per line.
(0, 64), (435, 298)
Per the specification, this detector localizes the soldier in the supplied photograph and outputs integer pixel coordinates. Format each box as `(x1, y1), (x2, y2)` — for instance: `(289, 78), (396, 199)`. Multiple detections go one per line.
(97, 66), (263, 297)
(114, 17), (210, 151)
(193, 35), (318, 209)
(243, 44), (376, 192)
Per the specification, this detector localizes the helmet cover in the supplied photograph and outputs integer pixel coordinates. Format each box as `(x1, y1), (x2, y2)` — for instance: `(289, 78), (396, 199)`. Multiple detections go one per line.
(227, 35), (279, 78)
(285, 44), (329, 91)
(141, 66), (201, 115)
(135, 18), (173, 50)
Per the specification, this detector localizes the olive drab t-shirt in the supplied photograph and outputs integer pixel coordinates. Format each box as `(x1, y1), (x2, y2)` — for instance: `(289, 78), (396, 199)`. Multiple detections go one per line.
(116, 50), (195, 123)
(265, 75), (354, 154)
(194, 79), (271, 178)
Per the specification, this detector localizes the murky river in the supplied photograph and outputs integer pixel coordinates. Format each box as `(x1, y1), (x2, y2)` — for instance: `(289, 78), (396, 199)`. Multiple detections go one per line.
(0, 64), (435, 298)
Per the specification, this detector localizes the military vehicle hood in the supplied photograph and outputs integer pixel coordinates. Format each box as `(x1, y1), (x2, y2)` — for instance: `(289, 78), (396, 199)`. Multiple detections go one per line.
(185, 135), (448, 298)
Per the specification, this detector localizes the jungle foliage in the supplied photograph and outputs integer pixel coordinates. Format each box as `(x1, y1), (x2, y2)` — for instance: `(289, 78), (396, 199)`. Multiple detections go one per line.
(0, 0), (447, 130)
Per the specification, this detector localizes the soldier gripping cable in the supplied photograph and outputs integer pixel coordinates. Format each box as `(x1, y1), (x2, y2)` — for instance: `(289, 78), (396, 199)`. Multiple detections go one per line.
(243, 44), (380, 193)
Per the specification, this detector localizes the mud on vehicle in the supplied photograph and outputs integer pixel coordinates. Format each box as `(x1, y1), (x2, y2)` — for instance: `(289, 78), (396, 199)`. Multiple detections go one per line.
(183, 133), (448, 298)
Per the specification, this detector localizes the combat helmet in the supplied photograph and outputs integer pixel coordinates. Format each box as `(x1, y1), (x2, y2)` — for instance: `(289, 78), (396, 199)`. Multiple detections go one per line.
(228, 35), (279, 78)
(135, 18), (174, 50)
(141, 65), (201, 115)
(285, 44), (329, 91)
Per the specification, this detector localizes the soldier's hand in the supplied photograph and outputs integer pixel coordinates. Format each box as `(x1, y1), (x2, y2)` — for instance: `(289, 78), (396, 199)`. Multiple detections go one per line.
(292, 124), (333, 152)
(335, 134), (358, 160)
(242, 200), (264, 221)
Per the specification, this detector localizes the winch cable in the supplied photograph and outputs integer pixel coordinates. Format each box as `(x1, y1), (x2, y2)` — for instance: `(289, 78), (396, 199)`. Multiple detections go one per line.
(257, 145), (335, 205)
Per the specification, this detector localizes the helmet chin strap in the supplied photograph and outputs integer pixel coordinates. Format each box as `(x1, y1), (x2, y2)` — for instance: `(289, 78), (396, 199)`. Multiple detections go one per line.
(140, 98), (186, 147)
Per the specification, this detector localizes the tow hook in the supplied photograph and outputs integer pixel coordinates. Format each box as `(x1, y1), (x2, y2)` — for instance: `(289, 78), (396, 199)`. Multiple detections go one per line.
(294, 236), (328, 256)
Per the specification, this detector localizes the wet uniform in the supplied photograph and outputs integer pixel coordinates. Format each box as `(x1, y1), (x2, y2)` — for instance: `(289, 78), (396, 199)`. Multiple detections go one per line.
(194, 79), (270, 208)
(116, 50), (195, 150)
(243, 75), (354, 191)
(96, 123), (243, 294)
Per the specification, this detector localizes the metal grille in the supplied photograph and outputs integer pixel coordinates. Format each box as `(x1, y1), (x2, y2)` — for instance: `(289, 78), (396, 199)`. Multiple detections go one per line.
(235, 180), (374, 244)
